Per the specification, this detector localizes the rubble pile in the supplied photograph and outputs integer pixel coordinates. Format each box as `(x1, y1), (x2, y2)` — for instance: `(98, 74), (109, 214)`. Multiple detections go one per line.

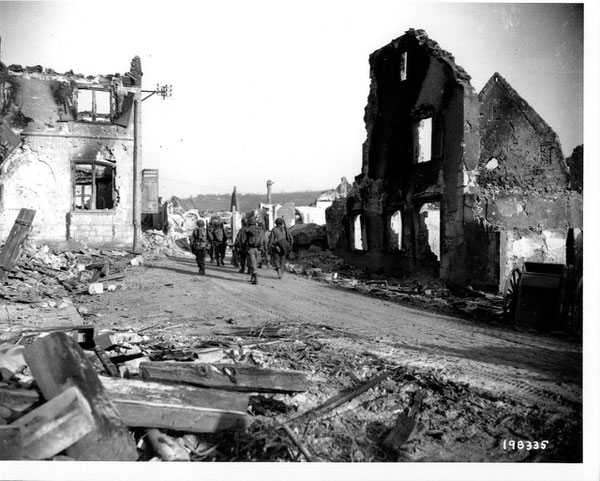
(285, 250), (506, 323)
(0, 320), (581, 462)
(0, 239), (137, 306)
(142, 230), (192, 259)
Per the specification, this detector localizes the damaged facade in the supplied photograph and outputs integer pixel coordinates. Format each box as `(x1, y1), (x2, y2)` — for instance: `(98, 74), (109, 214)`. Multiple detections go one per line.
(0, 58), (143, 249)
(328, 29), (582, 291)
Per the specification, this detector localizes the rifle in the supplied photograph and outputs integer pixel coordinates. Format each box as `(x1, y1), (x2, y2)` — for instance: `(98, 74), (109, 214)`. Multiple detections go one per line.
(282, 216), (293, 253)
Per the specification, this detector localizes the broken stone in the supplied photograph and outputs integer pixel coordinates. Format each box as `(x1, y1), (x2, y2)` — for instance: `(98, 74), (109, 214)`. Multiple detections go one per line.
(87, 283), (103, 295)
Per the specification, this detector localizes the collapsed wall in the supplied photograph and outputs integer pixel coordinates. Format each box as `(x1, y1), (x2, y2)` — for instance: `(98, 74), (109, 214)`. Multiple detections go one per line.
(0, 59), (142, 247)
(326, 30), (583, 292)
(465, 74), (582, 290)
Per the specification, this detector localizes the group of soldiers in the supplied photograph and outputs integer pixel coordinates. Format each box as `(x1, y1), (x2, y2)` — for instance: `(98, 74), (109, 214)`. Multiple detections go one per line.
(189, 214), (293, 285)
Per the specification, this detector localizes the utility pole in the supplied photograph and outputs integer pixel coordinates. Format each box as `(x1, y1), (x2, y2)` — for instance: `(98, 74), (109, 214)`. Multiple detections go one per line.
(266, 180), (273, 204)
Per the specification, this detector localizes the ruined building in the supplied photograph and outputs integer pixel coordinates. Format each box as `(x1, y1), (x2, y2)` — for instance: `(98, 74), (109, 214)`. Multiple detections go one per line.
(0, 58), (144, 249)
(327, 29), (582, 291)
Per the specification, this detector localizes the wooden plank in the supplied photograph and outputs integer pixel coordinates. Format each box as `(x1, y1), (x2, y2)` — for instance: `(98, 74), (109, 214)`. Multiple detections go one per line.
(0, 425), (22, 459)
(101, 377), (250, 433)
(383, 390), (423, 451)
(0, 208), (36, 273)
(9, 386), (95, 460)
(139, 362), (307, 393)
(0, 387), (40, 413)
(23, 331), (138, 461)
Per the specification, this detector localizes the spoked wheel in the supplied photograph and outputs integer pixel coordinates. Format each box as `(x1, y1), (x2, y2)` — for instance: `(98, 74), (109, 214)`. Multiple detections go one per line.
(571, 278), (583, 337)
(503, 267), (522, 324)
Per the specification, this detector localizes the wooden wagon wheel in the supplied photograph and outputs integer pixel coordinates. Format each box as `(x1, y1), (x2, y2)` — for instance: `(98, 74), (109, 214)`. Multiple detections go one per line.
(503, 267), (522, 324)
(571, 277), (583, 337)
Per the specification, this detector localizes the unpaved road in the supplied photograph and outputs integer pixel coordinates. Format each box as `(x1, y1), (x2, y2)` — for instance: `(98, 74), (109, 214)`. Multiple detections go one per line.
(77, 253), (582, 411)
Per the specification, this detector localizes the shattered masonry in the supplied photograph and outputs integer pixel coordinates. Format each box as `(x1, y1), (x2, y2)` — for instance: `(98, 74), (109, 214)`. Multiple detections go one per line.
(0, 58), (143, 248)
(327, 28), (583, 292)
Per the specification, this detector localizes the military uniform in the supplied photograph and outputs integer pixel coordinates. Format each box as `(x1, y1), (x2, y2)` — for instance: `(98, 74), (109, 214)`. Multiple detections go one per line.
(211, 221), (228, 266)
(189, 221), (208, 275)
(244, 219), (265, 285)
(268, 219), (293, 278)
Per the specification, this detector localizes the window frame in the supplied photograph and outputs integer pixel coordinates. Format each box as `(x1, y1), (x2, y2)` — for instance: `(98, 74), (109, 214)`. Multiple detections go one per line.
(75, 85), (113, 123)
(71, 159), (116, 211)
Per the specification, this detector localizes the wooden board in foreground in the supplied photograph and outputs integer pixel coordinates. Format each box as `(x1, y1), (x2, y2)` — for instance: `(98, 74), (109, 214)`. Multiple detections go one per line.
(101, 377), (250, 433)
(139, 362), (307, 393)
(9, 386), (95, 460)
(23, 332), (138, 461)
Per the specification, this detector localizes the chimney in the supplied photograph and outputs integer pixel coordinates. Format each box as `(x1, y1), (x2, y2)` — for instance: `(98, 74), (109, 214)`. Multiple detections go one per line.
(266, 180), (273, 204)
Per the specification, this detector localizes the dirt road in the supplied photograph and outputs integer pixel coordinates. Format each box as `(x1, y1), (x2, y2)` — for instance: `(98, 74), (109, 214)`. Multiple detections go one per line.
(73, 253), (583, 462)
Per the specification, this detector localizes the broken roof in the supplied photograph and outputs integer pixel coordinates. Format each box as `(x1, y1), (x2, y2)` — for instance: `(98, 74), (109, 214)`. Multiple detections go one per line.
(480, 72), (563, 151)
(392, 28), (473, 87)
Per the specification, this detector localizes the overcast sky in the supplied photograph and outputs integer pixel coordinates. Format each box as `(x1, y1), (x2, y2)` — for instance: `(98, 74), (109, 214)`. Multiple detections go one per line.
(0, 1), (589, 198)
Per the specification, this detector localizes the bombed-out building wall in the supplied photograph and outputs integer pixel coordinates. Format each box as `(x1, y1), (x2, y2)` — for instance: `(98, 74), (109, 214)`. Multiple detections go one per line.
(327, 29), (583, 291)
(0, 58), (143, 248)
(327, 29), (481, 282)
(465, 73), (581, 290)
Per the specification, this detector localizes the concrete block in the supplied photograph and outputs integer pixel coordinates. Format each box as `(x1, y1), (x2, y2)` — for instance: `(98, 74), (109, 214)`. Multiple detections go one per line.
(88, 283), (104, 295)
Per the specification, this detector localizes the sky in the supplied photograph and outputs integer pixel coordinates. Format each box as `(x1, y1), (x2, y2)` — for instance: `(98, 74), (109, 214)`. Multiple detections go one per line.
(0, 1), (590, 198)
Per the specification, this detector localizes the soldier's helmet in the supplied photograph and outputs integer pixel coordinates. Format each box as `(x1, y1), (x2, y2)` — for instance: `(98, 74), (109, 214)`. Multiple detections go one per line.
(275, 218), (283, 225)
(196, 220), (205, 227)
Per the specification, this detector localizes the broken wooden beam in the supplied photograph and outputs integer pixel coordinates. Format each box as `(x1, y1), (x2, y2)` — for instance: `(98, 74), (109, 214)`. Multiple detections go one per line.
(289, 368), (396, 424)
(139, 362), (307, 393)
(0, 387), (40, 414)
(101, 377), (250, 433)
(23, 331), (138, 461)
(0, 208), (36, 277)
(383, 390), (423, 451)
(1, 386), (95, 460)
(280, 422), (319, 462)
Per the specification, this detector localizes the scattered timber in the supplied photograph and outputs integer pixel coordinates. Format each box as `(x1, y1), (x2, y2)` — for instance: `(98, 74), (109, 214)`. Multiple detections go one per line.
(23, 332), (138, 461)
(101, 377), (250, 433)
(5, 386), (95, 460)
(383, 390), (424, 451)
(0, 208), (36, 278)
(0, 387), (40, 413)
(139, 362), (308, 393)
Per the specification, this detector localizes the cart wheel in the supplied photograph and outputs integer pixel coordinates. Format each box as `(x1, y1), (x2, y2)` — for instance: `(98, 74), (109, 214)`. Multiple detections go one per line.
(503, 267), (522, 324)
(571, 278), (583, 337)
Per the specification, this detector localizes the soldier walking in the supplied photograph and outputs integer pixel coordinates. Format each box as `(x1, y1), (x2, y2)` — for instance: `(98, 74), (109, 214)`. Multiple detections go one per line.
(244, 217), (265, 285)
(235, 217), (249, 273)
(268, 217), (293, 278)
(189, 220), (208, 275)
(211, 219), (228, 266)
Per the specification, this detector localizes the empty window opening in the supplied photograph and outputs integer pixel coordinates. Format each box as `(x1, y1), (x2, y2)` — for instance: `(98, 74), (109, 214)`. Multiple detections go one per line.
(417, 117), (433, 163)
(387, 210), (403, 250)
(400, 51), (408, 81)
(353, 214), (368, 251)
(418, 202), (440, 261)
(77, 88), (111, 122)
(73, 162), (115, 210)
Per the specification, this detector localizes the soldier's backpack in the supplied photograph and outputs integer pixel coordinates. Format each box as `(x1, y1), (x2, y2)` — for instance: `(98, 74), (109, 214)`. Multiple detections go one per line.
(213, 226), (225, 243)
(191, 228), (207, 252)
(277, 237), (292, 255)
(246, 226), (263, 248)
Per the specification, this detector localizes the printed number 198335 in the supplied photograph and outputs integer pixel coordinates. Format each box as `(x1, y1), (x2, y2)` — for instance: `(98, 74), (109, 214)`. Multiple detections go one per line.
(503, 440), (549, 450)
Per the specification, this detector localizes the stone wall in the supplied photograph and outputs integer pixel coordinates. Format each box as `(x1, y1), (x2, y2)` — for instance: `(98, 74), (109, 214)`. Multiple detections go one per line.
(0, 62), (140, 248)
(478, 73), (568, 191)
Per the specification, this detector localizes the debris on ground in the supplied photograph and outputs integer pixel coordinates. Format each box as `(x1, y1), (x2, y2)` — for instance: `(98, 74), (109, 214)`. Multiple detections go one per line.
(0, 237), (581, 462)
(0, 315), (582, 462)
